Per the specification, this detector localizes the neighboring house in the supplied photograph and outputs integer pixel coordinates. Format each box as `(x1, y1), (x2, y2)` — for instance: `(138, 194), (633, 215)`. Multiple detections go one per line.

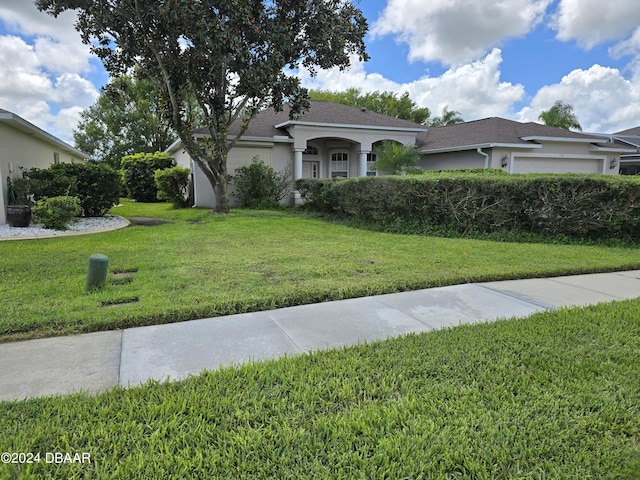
(600, 126), (640, 175)
(417, 117), (632, 174)
(166, 101), (427, 207)
(166, 103), (632, 209)
(0, 108), (87, 225)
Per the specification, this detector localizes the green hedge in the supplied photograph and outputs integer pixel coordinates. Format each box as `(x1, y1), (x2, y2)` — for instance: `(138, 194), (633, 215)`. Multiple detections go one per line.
(296, 173), (640, 241)
(154, 166), (191, 208)
(121, 152), (175, 202)
(28, 162), (121, 217)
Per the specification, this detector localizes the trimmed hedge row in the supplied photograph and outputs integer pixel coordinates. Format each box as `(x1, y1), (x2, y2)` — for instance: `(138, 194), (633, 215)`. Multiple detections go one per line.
(296, 173), (640, 241)
(28, 162), (121, 217)
(121, 152), (175, 202)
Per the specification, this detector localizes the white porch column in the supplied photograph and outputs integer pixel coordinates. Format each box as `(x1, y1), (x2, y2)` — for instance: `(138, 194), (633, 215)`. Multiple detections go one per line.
(294, 148), (304, 180)
(359, 151), (369, 177)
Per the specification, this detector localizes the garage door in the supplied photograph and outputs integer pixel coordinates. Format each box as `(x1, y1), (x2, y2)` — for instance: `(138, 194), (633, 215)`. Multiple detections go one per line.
(512, 157), (601, 174)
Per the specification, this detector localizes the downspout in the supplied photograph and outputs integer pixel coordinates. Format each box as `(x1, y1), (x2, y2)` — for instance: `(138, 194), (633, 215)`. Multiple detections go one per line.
(477, 147), (489, 169)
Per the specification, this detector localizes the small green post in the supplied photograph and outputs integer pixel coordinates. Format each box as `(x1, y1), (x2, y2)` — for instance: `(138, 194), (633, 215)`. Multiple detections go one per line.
(86, 254), (109, 291)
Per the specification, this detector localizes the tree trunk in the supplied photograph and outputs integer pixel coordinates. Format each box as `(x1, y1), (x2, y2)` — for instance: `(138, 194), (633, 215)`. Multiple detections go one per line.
(214, 173), (230, 213)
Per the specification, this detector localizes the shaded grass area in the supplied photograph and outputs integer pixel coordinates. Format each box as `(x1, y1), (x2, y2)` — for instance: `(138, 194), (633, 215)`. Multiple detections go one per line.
(3, 201), (640, 342)
(1, 299), (638, 478)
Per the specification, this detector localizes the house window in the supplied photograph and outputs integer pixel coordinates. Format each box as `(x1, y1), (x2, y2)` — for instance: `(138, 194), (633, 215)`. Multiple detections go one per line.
(366, 152), (377, 176)
(304, 145), (319, 155)
(53, 152), (60, 164)
(331, 151), (349, 178)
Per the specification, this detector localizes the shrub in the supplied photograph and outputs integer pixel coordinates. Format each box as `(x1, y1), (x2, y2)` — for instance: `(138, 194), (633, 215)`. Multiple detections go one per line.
(27, 162), (121, 217)
(154, 166), (191, 208)
(32, 195), (82, 230)
(121, 152), (175, 202)
(297, 173), (640, 242)
(232, 156), (291, 208)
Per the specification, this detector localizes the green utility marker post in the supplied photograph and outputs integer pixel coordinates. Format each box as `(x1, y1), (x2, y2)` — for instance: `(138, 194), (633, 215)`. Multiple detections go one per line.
(86, 254), (109, 291)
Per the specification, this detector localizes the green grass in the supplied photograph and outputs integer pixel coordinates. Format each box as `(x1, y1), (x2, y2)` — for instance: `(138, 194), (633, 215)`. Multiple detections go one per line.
(3, 200), (640, 342)
(1, 299), (638, 478)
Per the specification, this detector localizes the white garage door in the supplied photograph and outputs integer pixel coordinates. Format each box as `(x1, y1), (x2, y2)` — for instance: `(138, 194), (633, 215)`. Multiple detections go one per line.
(512, 157), (602, 174)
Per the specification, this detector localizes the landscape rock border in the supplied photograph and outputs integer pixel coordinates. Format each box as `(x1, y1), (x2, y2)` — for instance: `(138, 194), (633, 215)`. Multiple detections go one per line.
(0, 215), (130, 241)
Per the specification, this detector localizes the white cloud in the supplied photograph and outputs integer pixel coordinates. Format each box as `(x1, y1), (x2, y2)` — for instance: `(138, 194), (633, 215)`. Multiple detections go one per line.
(0, 35), (53, 101)
(517, 64), (640, 133)
(371, 0), (551, 65)
(298, 49), (525, 122)
(53, 73), (99, 108)
(552, 0), (640, 48)
(0, 1), (99, 143)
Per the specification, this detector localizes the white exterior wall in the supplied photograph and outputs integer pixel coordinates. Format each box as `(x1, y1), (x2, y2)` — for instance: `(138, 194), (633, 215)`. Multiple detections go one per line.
(0, 123), (84, 224)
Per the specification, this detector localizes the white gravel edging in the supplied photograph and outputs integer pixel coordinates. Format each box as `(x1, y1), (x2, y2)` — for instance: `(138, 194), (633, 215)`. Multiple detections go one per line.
(0, 215), (130, 240)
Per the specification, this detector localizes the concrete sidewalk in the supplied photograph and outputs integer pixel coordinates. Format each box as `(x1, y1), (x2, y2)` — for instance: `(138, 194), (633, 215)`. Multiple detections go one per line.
(2, 270), (640, 402)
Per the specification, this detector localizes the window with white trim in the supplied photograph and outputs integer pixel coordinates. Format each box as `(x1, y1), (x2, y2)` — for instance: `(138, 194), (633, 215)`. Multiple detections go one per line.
(304, 145), (319, 155)
(53, 152), (60, 164)
(331, 151), (349, 178)
(366, 152), (377, 176)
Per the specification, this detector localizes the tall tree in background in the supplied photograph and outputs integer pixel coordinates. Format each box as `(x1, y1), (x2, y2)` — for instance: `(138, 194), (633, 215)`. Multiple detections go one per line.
(310, 88), (431, 125)
(37, 0), (368, 213)
(538, 100), (582, 131)
(428, 106), (464, 127)
(74, 76), (175, 169)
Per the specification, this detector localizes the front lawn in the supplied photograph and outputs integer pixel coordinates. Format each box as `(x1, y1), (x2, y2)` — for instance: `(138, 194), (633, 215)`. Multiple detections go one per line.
(1, 299), (638, 478)
(2, 200), (640, 342)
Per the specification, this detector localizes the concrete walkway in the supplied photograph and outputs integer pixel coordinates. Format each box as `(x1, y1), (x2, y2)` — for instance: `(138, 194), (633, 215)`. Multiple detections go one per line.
(2, 270), (640, 402)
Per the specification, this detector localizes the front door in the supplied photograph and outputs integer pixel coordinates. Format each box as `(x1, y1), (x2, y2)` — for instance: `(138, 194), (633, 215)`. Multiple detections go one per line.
(302, 161), (320, 179)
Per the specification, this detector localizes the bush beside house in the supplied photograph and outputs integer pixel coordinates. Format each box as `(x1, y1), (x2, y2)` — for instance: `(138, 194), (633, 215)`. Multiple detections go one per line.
(154, 166), (192, 208)
(121, 152), (175, 202)
(28, 162), (121, 217)
(232, 157), (291, 208)
(296, 173), (640, 241)
(32, 195), (82, 230)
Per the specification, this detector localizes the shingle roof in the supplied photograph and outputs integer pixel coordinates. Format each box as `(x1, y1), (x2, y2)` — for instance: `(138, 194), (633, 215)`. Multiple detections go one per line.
(194, 100), (425, 139)
(614, 126), (640, 136)
(417, 117), (612, 151)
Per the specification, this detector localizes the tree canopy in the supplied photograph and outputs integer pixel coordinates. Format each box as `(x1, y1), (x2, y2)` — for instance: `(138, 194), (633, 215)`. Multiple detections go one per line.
(36, 0), (368, 212)
(74, 75), (175, 169)
(538, 100), (582, 131)
(309, 88), (431, 124)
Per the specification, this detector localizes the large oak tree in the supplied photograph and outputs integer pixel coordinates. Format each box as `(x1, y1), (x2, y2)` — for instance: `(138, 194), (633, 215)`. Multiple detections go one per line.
(36, 0), (368, 212)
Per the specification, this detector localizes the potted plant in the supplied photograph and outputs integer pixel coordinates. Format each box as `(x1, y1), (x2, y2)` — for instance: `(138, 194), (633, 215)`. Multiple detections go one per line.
(6, 176), (32, 227)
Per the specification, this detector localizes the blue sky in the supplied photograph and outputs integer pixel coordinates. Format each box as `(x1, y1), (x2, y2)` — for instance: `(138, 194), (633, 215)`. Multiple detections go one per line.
(1, 0), (640, 143)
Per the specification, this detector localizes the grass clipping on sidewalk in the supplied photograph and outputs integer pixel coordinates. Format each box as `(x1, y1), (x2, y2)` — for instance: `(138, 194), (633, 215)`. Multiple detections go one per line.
(1, 299), (639, 478)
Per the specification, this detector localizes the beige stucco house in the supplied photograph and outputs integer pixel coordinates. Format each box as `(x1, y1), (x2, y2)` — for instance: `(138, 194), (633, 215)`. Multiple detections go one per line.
(417, 117), (632, 174)
(166, 101), (427, 207)
(598, 126), (640, 174)
(1, 108), (87, 225)
(166, 102), (631, 208)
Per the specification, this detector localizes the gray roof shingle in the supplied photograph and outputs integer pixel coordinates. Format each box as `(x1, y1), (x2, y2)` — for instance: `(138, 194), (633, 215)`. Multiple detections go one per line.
(417, 117), (613, 151)
(615, 126), (640, 136)
(194, 100), (425, 138)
